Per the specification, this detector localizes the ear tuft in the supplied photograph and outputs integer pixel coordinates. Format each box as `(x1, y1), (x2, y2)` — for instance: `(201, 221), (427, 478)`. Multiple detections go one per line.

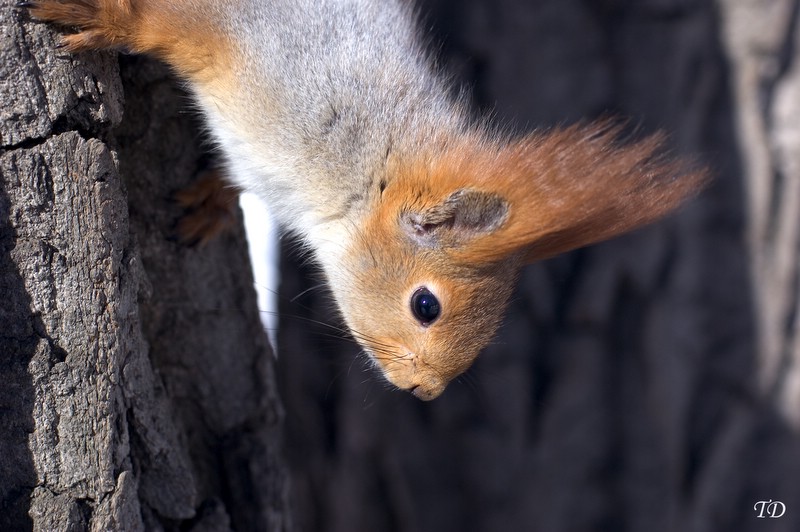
(402, 189), (508, 247)
(448, 121), (710, 265)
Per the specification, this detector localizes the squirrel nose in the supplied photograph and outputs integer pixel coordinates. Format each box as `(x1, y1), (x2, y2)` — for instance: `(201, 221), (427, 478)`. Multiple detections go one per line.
(408, 374), (446, 401)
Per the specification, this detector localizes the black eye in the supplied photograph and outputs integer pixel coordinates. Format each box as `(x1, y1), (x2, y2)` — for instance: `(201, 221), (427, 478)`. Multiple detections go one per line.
(410, 287), (441, 326)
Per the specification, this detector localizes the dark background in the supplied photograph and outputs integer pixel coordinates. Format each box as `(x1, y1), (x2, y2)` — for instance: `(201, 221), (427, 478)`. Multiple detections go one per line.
(277, 1), (800, 531)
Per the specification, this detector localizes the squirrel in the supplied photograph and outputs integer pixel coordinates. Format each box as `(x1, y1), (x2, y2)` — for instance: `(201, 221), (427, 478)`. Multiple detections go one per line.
(23, 0), (707, 400)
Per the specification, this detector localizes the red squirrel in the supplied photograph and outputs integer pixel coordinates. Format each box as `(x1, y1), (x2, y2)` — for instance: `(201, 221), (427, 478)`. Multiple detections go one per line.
(25, 0), (707, 400)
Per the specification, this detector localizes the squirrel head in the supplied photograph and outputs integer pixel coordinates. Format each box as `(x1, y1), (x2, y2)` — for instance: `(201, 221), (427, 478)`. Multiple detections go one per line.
(331, 122), (707, 400)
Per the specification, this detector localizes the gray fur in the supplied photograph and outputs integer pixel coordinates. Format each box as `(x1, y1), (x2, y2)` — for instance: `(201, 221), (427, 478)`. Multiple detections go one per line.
(191, 0), (469, 248)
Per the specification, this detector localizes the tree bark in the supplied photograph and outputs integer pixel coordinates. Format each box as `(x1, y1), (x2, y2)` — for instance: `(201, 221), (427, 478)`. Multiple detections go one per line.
(1, 3), (289, 531)
(278, 1), (800, 531)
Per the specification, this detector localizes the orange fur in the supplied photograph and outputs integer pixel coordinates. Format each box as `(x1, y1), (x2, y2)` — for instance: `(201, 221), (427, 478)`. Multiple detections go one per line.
(489, 123), (707, 263)
(28, 0), (235, 87)
(385, 122), (708, 266)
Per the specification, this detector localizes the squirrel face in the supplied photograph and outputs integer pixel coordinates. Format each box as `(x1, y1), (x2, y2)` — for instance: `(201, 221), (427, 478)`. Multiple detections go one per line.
(328, 127), (707, 399)
(330, 144), (520, 400)
(336, 216), (520, 400)
(332, 141), (523, 400)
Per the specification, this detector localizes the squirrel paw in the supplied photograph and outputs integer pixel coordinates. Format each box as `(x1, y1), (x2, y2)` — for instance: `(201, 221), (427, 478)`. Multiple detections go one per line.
(174, 170), (240, 247)
(24, 0), (134, 52)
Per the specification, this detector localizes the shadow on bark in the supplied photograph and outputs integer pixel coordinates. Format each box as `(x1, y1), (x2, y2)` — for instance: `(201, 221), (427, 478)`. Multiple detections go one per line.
(0, 181), (36, 532)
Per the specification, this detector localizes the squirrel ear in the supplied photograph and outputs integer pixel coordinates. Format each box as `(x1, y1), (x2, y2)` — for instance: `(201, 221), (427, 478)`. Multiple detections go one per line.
(451, 121), (709, 265)
(401, 189), (509, 247)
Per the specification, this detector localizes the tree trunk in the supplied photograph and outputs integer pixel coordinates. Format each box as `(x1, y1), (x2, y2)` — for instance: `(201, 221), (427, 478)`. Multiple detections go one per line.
(1, 4), (289, 531)
(719, 0), (800, 427)
(278, 1), (800, 531)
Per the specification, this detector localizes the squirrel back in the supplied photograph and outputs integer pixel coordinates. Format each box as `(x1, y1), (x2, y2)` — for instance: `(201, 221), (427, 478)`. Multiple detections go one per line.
(28, 0), (708, 400)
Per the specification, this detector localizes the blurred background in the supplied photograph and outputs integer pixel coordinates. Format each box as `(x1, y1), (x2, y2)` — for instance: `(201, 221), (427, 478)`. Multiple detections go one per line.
(267, 0), (800, 531)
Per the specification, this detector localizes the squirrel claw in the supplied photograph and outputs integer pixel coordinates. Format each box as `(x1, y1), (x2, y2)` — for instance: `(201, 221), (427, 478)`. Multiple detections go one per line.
(174, 170), (241, 247)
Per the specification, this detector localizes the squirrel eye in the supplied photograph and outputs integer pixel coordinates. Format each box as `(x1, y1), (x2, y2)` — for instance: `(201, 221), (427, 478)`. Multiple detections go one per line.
(410, 287), (441, 326)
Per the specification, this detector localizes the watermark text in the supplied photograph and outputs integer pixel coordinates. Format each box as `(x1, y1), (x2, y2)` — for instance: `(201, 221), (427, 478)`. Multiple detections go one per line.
(754, 500), (786, 519)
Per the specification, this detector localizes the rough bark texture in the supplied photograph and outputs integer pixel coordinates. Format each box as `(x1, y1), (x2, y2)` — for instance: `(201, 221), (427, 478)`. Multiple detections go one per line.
(278, 1), (800, 531)
(1, 3), (289, 531)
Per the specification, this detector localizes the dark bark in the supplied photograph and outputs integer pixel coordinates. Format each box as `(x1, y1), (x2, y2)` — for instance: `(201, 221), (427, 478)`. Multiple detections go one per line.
(278, 1), (800, 531)
(1, 3), (289, 530)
